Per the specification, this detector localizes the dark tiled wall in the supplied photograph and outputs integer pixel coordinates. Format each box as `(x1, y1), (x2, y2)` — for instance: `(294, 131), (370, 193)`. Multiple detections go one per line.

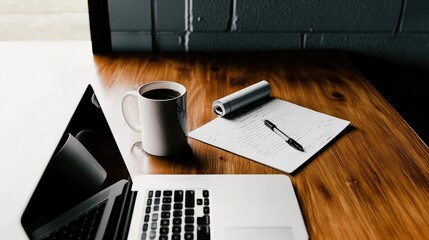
(104, 0), (429, 68)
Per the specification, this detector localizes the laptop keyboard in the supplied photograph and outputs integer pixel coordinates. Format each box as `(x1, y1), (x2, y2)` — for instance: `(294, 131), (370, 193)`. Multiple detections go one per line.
(41, 200), (107, 240)
(141, 190), (211, 240)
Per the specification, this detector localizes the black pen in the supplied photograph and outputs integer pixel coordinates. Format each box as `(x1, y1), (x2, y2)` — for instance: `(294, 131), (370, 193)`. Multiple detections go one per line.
(264, 119), (304, 152)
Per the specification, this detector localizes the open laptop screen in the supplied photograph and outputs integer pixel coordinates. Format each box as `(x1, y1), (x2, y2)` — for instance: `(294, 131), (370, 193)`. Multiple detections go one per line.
(21, 85), (130, 237)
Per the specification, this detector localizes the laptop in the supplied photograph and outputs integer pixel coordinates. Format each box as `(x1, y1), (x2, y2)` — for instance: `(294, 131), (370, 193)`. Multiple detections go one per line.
(21, 84), (308, 240)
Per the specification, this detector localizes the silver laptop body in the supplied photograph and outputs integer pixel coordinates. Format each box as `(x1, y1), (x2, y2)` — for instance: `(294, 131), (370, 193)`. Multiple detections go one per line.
(21, 85), (308, 240)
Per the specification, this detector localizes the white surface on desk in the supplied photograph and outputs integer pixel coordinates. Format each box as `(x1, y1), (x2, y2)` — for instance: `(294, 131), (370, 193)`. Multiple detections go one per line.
(0, 41), (94, 239)
(190, 98), (350, 173)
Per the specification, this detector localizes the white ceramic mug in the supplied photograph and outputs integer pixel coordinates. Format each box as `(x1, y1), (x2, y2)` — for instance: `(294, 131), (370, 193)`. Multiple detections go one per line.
(121, 81), (188, 156)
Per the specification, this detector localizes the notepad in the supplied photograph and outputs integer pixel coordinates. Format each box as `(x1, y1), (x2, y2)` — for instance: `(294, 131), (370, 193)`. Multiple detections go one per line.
(189, 80), (350, 173)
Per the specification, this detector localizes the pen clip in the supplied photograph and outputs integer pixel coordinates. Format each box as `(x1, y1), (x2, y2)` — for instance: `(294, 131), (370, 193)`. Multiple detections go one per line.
(264, 120), (276, 130)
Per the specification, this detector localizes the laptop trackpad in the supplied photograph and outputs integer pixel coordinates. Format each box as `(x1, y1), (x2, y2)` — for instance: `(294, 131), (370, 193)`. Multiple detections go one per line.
(226, 227), (294, 240)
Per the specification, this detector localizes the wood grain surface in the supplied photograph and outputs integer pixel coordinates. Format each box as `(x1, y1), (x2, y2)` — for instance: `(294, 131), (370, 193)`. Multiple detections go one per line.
(90, 50), (429, 239)
(6, 42), (427, 239)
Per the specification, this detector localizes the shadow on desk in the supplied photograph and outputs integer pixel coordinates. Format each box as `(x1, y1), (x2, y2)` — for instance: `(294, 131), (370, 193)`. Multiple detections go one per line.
(131, 141), (205, 173)
(348, 52), (429, 146)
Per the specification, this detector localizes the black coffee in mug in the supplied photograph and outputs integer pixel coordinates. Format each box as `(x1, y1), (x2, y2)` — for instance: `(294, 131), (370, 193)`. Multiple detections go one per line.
(142, 88), (181, 100)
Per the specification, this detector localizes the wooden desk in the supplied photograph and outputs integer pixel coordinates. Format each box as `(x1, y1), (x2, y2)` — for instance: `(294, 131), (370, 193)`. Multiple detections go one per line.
(1, 42), (429, 239)
(91, 51), (429, 239)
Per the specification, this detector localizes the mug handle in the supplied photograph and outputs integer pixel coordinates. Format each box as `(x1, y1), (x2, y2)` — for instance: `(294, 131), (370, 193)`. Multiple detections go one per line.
(121, 91), (142, 132)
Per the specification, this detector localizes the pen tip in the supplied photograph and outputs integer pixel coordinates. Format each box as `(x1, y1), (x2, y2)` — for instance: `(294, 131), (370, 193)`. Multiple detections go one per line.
(288, 139), (304, 152)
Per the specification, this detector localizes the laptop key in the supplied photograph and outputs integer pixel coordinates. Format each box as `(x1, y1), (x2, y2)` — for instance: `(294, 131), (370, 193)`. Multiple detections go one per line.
(185, 209), (194, 216)
(203, 207), (210, 214)
(162, 204), (171, 211)
(174, 190), (184, 202)
(197, 215), (210, 225)
(159, 236), (168, 240)
(172, 234), (181, 240)
(172, 226), (181, 233)
(184, 233), (194, 239)
(151, 222), (157, 230)
(173, 210), (183, 217)
(185, 217), (194, 224)
(160, 219), (169, 226)
(197, 226), (210, 240)
(184, 225), (194, 232)
(160, 227), (169, 234)
(185, 190), (195, 208)
(163, 190), (173, 196)
(203, 190), (209, 198)
(149, 230), (156, 239)
(173, 218), (182, 225)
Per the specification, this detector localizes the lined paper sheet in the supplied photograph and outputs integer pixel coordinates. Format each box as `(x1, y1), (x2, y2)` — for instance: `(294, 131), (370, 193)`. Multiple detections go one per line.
(189, 98), (350, 173)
